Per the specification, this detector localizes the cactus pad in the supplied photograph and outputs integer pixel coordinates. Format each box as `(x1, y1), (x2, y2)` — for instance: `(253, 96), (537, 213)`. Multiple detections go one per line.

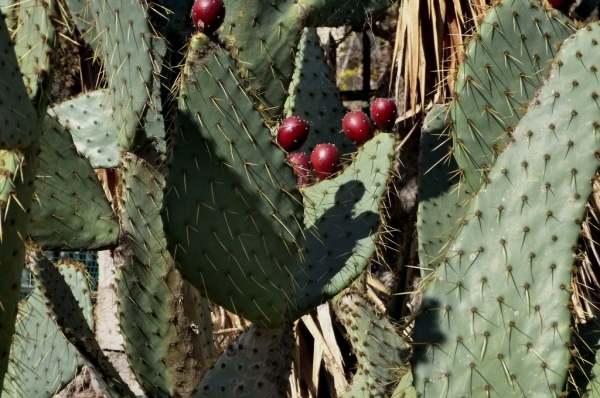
(417, 104), (474, 278)
(3, 261), (93, 398)
(412, 23), (600, 396)
(13, 0), (59, 116)
(29, 116), (119, 250)
(299, 132), (395, 308)
(75, 0), (163, 150)
(334, 278), (409, 397)
(0, 12), (37, 149)
(451, 0), (575, 187)
(195, 323), (294, 397)
(29, 251), (135, 398)
(117, 153), (213, 397)
(284, 28), (353, 158)
(49, 90), (121, 168)
(163, 36), (303, 327)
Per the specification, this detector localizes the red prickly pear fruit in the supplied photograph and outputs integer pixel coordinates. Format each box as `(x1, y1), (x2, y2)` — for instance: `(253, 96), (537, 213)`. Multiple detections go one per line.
(288, 153), (311, 186)
(277, 116), (310, 151)
(342, 111), (373, 144)
(287, 152), (311, 176)
(311, 144), (340, 180)
(546, 0), (575, 11)
(370, 98), (397, 131)
(297, 175), (311, 186)
(192, 0), (225, 34)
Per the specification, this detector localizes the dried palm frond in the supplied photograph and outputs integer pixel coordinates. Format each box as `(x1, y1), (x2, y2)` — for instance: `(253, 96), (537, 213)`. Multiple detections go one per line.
(210, 303), (249, 355)
(392, 0), (487, 115)
(573, 176), (600, 323)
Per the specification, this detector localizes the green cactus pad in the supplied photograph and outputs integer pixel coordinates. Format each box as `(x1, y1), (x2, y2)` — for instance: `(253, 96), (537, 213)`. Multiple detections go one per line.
(391, 370), (417, 398)
(143, 38), (168, 157)
(195, 323), (294, 397)
(451, 0), (575, 187)
(163, 36), (303, 327)
(13, 0), (59, 117)
(28, 116), (119, 250)
(0, 146), (37, 393)
(0, 12), (37, 149)
(298, 0), (391, 27)
(220, 0), (303, 123)
(284, 28), (353, 158)
(76, 0), (162, 151)
(49, 90), (121, 168)
(29, 251), (135, 398)
(118, 153), (213, 397)
(417, 104), (474, 278)
(334, 278), (410, 397)
(300, 132), (395, 307)
(3, 261), (93, 398)
(412, 23), (600, 396)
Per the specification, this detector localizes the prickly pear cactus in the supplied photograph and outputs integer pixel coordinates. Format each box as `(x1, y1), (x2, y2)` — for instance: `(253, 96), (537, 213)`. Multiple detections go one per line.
(451, 0), (575, 187)
(219, 0), (390, 123)
(165, 32), (396, 325)
(49, 90), (121, 168)
(29, 251), (135, 398)
(284, 28), (353, 158)
(417, 104), (474, 278)
(412, 23), (600, 396)
(334, 276), (410, 397)
(29, 116), (119, 249)
(117, 153), (214, 397)
(3, 261), (94, 398)
(195, 323), (295, 397)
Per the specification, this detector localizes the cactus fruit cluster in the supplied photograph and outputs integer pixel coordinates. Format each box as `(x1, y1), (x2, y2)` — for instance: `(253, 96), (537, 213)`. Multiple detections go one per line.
(5, 0), (600, 396)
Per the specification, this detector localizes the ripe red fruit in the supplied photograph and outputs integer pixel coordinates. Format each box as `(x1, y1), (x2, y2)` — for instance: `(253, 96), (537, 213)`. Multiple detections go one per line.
(342, 111), (373, 144)
(192, 0), (225, 34)
(288, 152), (312, 186)
(277, 116), (310, 151)
(370, 98), (397, 131)
(311, 144), (340, 180)
(288, 152), (310, 176)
